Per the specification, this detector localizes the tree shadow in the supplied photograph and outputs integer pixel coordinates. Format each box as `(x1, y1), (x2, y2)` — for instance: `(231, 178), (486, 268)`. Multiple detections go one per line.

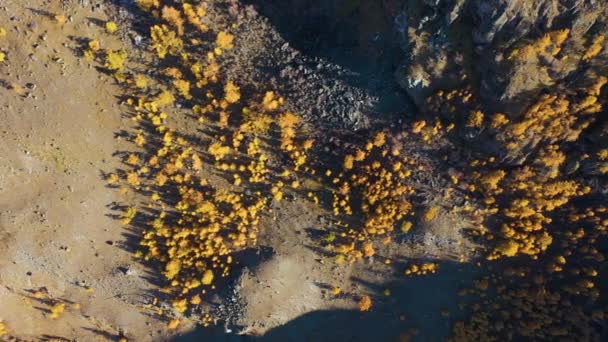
(88, 2), (482, 340)
(40, 335), (73, 342)
(108, 0), (413, 126)
(81, 327), (123, 341)
(27, 7), (56, 19)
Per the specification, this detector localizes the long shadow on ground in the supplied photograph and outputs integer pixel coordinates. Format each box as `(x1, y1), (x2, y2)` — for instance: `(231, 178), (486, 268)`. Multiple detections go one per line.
(172, 261), (479, 342)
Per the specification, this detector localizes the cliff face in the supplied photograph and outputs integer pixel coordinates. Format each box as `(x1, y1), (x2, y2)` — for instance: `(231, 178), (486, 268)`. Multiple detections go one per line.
(395, 0), (607, 118)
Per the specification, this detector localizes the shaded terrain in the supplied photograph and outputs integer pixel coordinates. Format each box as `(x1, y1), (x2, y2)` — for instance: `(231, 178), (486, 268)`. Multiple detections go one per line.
(0, 0), (607, 342)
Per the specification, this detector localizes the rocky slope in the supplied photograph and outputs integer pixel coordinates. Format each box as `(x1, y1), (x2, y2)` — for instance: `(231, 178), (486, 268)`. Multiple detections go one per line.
(395, 0), (607, 117)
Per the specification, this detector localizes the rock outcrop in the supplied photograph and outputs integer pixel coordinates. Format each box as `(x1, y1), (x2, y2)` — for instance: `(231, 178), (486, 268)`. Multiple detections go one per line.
(394, 0), (607, 118)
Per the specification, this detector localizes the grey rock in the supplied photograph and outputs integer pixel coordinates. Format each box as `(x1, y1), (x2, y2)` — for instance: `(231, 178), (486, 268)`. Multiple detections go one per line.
(394, 0), (607, 119)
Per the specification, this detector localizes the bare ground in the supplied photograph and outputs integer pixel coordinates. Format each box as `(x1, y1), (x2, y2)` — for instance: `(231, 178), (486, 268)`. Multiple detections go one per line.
(0, 1), (480, 341)
(0, 1), (173, 340)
